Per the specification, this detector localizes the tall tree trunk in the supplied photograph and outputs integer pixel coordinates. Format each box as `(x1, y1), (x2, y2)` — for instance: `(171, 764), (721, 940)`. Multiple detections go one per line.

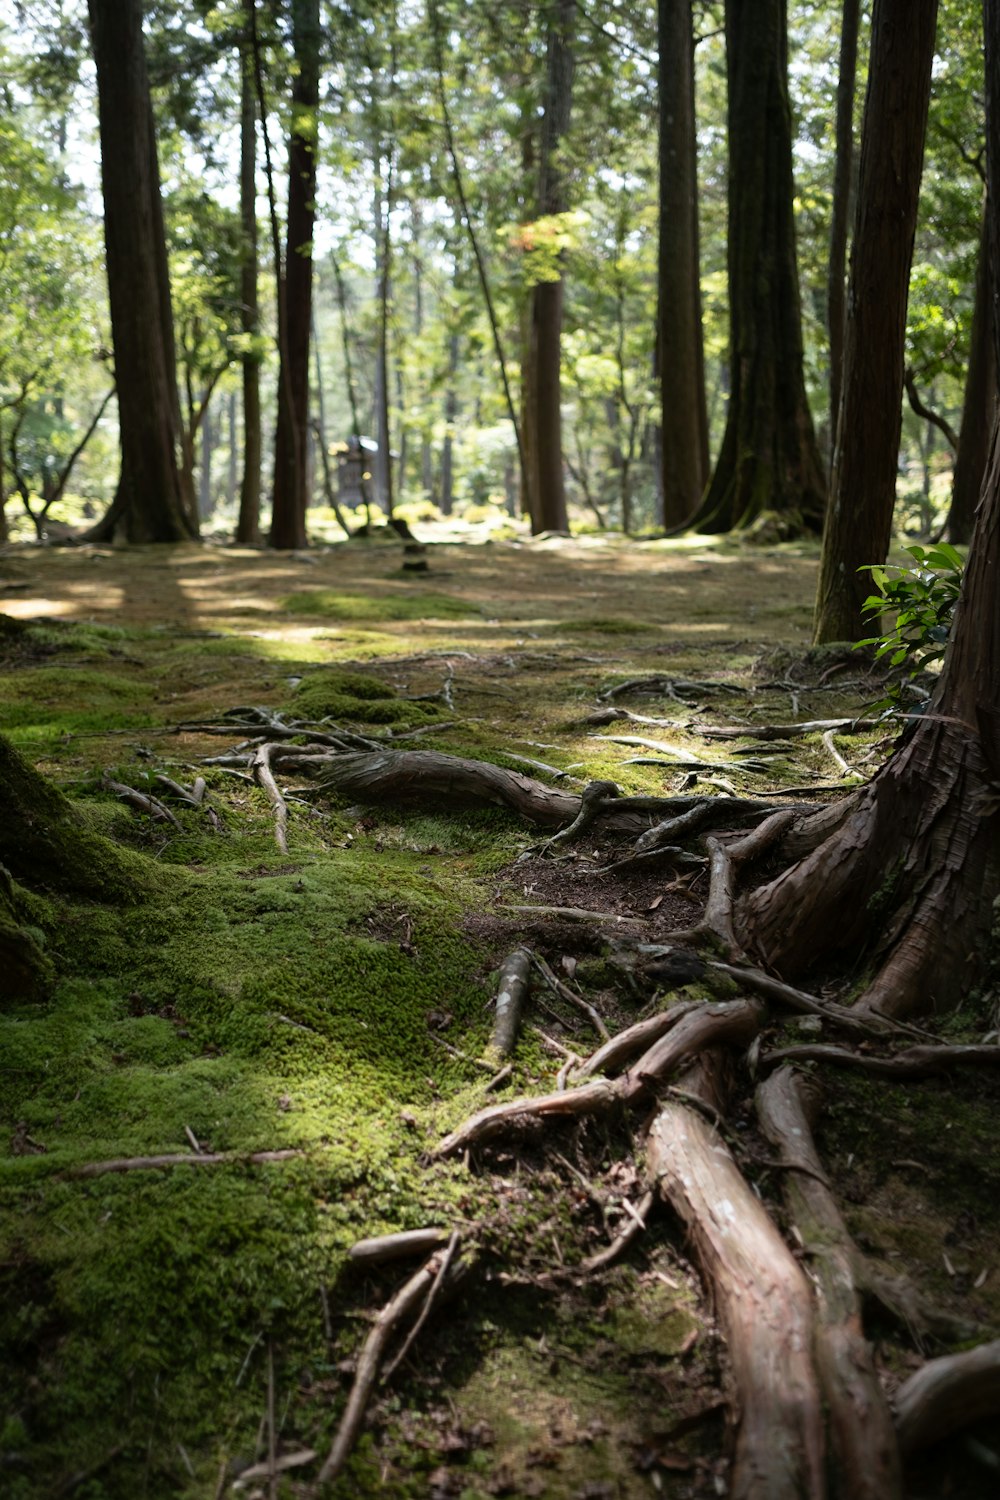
(813, 0), (938, 643)
(827, 0), (860, 466)
(86, 0), (196, 544)
(236, 0), (261, 545)
(269, 0), (319, 550)
(227, 390), (237, 510)
(658, 0), (709, 528)
(948, 203), (997, 545)
(199, 399), (214, 519)
(528, 0), (574, 535)
(440, 331), (459, 517)
(692, 0), (826, 536)
(373, 168), (394, 517)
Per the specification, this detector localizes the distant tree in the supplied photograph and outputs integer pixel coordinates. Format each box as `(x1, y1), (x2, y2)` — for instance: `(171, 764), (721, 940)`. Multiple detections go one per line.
(269, 0), (320, 550)
(827, 0), (860, 458)
(86, 0), (197, 542)
(814, 0), (938, 643)
(692, 0), (826, 535)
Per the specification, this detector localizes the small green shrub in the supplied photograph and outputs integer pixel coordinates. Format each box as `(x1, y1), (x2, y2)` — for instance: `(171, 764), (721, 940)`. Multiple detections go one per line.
(856, 543), (964, 702)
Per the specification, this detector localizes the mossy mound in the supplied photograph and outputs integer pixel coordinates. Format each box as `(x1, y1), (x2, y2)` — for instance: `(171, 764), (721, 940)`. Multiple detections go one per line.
(294, 669), (441, 727)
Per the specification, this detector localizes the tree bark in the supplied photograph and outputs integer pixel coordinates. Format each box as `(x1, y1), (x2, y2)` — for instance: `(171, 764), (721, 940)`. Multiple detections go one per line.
(86, 0), (196, 544)
(813, 0), (938, 643)
(236, 0), (261, 545)
(270, 0), (319, 550)
(948, 203), (996, 544)
(658, 0), (709, 528)
(827, 0), (860, 464)
(692, 0), (825, 536)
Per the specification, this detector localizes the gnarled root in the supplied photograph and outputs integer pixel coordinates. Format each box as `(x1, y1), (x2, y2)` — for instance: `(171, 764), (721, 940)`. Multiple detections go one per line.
(647, 1056), (825, 1499)
(757, 1066), (902, 1498)
(893, 1338), (1000, 1456)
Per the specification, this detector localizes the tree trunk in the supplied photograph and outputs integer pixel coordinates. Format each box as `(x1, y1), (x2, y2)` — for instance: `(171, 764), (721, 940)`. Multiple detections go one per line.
(948, 203), (996, 545)
(199, 399), (214, 519)
(373, 169), (394, 518)
(527, 0), (573, 535)
(693, 0), (826, 536)
(86, 0), (196, 544)
(658, 0), (709, 528)
(440, 331), (459, 517)
(270, 0), (319, 550)
(236, 0), (261, 545)
(227, 390), (238, 511)
(827, 0), (860, 467)
(813, 0), (938, 643)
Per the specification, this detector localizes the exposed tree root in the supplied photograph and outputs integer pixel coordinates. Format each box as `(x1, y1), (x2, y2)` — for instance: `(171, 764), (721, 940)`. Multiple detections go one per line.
(756, 1066), (902, 1498)
(432, 999), (764, 1159)
(648, 1056), (825, 1499)
(762, 1042), (1000, 1078)
(347, 1228), (451, 1267)
(893, 1338), (1000, 1456)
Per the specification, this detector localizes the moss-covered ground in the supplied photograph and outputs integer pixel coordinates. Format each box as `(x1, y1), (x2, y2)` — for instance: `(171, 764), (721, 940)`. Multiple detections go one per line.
(1, 531), (998, 1497)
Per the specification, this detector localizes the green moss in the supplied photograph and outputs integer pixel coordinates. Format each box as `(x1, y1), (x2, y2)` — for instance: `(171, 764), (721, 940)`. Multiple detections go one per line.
(293, 669), (442, 727)
(283, 589), (478, 622)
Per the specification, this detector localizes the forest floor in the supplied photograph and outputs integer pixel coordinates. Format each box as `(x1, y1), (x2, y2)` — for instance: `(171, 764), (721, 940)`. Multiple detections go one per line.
(1, 527), (998, 1499)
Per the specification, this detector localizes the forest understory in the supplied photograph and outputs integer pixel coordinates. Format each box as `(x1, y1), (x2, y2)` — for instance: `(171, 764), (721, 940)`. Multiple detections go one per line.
(2, 531), (999, 1500)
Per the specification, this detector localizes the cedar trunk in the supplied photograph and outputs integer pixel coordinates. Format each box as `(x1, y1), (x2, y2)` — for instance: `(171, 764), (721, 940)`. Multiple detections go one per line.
(87, 0), (196, 543)
(236, 0), (262, 545)
(948, 205), (996, 545)
(658, 0), (709, 528)
(813, 0), (938, 643)
(527, 0), (573, 535)
(827, 0), (860, 462)
(693, 0), (825, 536)
(270, 0), (319, 550)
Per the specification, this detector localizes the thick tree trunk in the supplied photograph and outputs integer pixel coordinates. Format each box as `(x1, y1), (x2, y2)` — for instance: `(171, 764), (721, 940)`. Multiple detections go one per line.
(87, 0), (196, 544)
(693, 0), (825, 536)
(948, 204), (996, 545)
(827, 0), (859, 464)
(813, 0), (938, 643)
(526, 0), (573, 535)
(658, 0), (709, 527)
(270, 0), (319, 550)
(373, 171), (394, 517)
(236, 1), (261, 545)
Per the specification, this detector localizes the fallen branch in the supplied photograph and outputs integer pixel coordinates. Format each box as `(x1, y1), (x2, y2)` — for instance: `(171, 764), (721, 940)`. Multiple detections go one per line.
(67, 1149), (304, 1178)
(252, 743), (289, 853)
(581, 1186), (656, 1272)
(529, 950), (609, 1042)
(103, 777), (182, 829)
(487, 947), (533, 1062)
(314, 1244), (468, 1488)
(347, 1228), (451, 1267)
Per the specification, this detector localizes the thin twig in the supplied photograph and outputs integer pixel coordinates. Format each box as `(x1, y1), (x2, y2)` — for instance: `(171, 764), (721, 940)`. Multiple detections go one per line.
(383, 1231), (461, 1380)
(530, 951), (610, 1042)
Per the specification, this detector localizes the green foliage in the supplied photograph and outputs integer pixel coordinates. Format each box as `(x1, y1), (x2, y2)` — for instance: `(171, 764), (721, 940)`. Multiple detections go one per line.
(856, 543), (964, 699)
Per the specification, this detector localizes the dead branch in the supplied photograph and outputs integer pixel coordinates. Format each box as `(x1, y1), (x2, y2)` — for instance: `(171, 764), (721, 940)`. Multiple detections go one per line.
(347, 1228), (451, 1267)
(893, 1338), (1000, 1456)
(103, 777), (183, 829)
(581, 1186), (656, 1272)
(761, 1043), (1000, 1079)
(383, 1231), (461, 1379)
(756, 1066), (902, 1498)
(821, 729), (852, 777)
(504, 903), (645, 926)
(487, 947), (533, 1061)
(314, 1245), (468, 1488)
(251, 743), (289, 853)
(529, 951), (609, 1042)
(67, 1149), (304, 1178)
(648, 1056), (826, 1499)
